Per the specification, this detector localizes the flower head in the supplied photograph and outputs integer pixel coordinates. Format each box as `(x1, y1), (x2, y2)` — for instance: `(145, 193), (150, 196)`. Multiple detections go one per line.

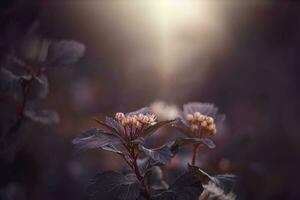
(178, 102), (225, 138)
(114, 109), (157, 140)
(185, 112), (216, 137)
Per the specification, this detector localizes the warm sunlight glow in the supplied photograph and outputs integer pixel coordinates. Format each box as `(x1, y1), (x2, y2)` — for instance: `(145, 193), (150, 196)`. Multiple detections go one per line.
(142, 0), (227, 77)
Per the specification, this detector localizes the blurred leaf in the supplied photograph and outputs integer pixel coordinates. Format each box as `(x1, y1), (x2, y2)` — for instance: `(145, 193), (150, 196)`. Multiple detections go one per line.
(127, 107), (151, 116)
(183, 102), (219, 117)
(188, 165), (237, 198)
(88, 171), (140, 200)
(24, 109), (59, 124)
(0, 67), (31, 97)
(27, 74), (48, 100)
(144, 166), (168, 192)
(19, 35), (50, 63)
(72, 128), (120, 151)
(152, 172), (203, 200)
(46, 40), (85, 68)
(142, 120), (176, 137)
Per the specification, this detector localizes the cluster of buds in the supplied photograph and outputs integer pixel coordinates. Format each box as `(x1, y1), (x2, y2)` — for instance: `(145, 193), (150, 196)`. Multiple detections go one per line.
(115, 112), (157, 139)
(186, 112), (216, 137)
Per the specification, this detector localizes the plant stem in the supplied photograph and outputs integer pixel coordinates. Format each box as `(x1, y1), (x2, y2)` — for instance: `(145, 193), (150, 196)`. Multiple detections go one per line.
(129, 146), (150, 198)
(191, 144), (200, 165)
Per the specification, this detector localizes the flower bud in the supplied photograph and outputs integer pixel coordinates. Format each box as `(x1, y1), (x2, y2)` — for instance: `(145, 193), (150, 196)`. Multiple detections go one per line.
(115, 112), (125, 121)
(186, 114), (194, 122)
(201, 121), (207, 127)
(121, 118), (127, 126)
(208, 124), (216, 134)
(137, 113), (144, 120)
(134, 121), (141, 129)
(207, 117), (214, 124)
(191, 124), (199, 131)
(194, 112), (201, 118)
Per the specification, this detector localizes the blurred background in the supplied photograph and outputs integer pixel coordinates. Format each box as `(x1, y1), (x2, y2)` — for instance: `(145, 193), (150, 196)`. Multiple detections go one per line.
(1, 0), (300, 199)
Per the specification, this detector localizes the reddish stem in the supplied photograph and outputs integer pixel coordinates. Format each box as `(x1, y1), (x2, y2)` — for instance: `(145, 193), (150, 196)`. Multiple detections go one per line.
(191, 144), (200, 165)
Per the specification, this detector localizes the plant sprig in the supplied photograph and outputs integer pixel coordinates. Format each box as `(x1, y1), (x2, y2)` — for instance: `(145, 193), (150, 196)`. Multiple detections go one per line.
(73, 103), (236, 200)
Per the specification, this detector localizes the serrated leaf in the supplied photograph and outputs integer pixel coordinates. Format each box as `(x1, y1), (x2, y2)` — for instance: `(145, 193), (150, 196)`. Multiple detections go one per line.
(94, 118), (119, 134)
(172, 138), (216, 151)
(24, 109), (59, 124)
(88, 171), (140, 200)
(105, 117), (124, 134)
(139, 143), (174, 165)
(152, 172), (203, 200)
(139, 138), (214, 165)
(72, 128), (120, 151)
(46, 40), (85, 68)
(142, 120), (176, 137)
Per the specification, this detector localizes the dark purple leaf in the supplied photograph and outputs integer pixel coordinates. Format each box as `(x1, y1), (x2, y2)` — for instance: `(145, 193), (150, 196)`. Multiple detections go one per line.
(173, 122), (193, 137)
(172, 138), (216, 150)
(93, 118), (121, 134)
(88, 171), (140, 200)
(101, 144), (124, 156)
(139, 143), (174, 165)
(105, 117), (124, 134)
(72, 128), (120, 151)
(152, 172), (203, 200)
(142, 120), (176, 137)
(139, 137), (214, 165)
